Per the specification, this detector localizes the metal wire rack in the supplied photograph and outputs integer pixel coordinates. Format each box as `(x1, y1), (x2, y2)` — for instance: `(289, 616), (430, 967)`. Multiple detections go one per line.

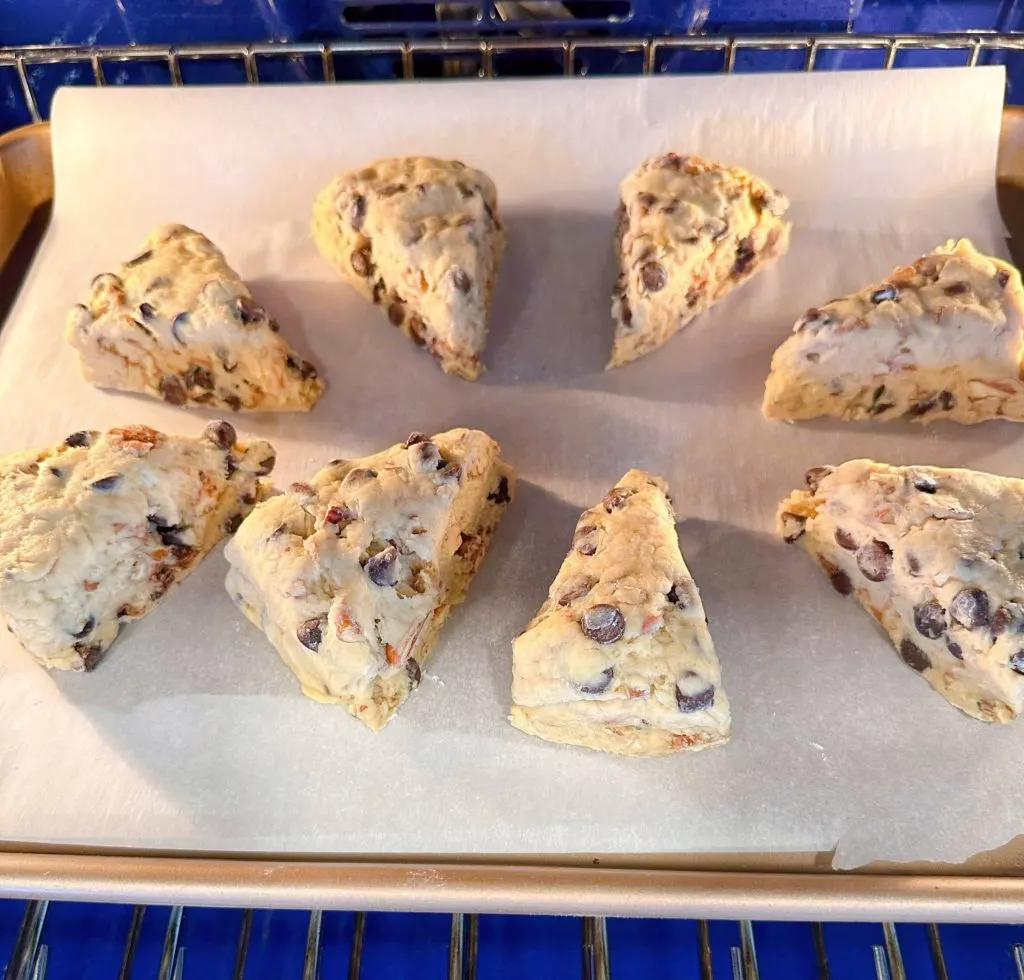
(1, 31), (1024, 127)
(5, 899), (1024, 979)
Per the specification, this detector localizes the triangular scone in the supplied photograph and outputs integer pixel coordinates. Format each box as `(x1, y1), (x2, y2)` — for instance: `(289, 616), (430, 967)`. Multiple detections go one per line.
(609, 154), (790, 368)
(66, 224), (324, 411)
(0, 422), (275, 671)
(312, 157), (505, 380)
(224, 429), (514, 731)
(764, 239), (1024, 424)
(510, 470), (731, 756)
(780, 459), (1024, 723)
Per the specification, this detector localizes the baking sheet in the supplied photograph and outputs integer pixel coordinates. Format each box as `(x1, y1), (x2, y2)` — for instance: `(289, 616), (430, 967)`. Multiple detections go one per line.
(0, 68), (1015, 870)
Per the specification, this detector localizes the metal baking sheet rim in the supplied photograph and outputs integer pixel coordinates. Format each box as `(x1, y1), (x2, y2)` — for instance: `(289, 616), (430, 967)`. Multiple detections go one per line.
(4, 112), (1024, 917)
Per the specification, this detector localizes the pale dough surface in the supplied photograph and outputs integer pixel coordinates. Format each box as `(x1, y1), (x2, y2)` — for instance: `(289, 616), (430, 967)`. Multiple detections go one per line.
(763, 238), (1024, 424)
(0, 422), (274, 671)
(511, 469), (731, 756)
(225, 428), (513, 731)
(779, 459), (1024, 723)
(312, 157), (506, 380)
(66, 224), (324, 412)
(609, 153), (791, 368)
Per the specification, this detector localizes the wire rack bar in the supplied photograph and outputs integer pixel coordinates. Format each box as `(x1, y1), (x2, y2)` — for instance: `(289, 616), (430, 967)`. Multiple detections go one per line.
(2, 32), (1022, 124)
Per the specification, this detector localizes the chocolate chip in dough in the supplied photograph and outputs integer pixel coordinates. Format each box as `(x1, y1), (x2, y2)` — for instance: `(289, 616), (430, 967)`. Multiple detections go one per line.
(822, 560), (853, 596)
(285, 354), (318, 380)
(351, 249), (373, 277)
(224, 393), (243, 412)
(64, 431), (93, 449)
(171, 312), (190, 345)
(125, 249), (153, 267)
(138, 302), (157, 321)
(640, 262), (667, 293)
(856, 540), (893, 582)
(296, 617), (325, 652)
(75, 642), (105, 671)
(451, 268), (472, 294)
(899, 638), (931, 672)
(602, 487), (634, 513)
(1008, 651), (1024, 674)
(71, 615), (95, 639)
(204, 420), (237, 450)
(405, 432), (428, 447)
(407, 658), (422, 686)
(870, 284), (898, 303)
(349, 194), (366, 230)
(991, 603), (1023, 636)
(950, 588), (990, 629)
(387, 302), (405, 326)
(913, 599), (947, 639)
(913, 474), (938, 493)
(557, 575), (598, 607)
(573, 525), (599, 556)
(184, 365), (215, 391)
(943, 282), (970, 296)
(834, 528), (857, 551)
(224, 513), (244, 534)
(804, 466), (834, 493)
(579, 666), (614, 695)
(733, 237), (756, 275)
(580, 604), (625, 644)
(487, 475), (511, 505)
(780, 512), (806, 544)
(89, 474), (121, 492)
(946, 638), (964, 661)
(159, 375), (187, 406)
(998, 269), (1011, 288)
(666, 581), (692, 609)
(366, 546), (399, 587)
(676, 671), (715, 713)
(235, 295), (265, 324)
(409, 440), (442, 470)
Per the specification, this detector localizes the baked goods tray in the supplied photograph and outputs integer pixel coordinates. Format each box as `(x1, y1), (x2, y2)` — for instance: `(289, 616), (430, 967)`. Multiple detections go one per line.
(4, 63), (1024, 919)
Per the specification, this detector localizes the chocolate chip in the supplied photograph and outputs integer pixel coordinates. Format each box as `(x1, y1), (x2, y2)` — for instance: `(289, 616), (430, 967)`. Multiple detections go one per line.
(138, 302), (157, 321)
(285, 354), (318, 380)
(149, 516), (189, 547)
(366, 546), (399, 587)
(49, 466), (62, 478)
(256, 454), (276, 476)
(938, 390), (956, 411)
(580, 604), (625, 644)
(906, 553), (922, 576)
(869, 385), (894, 416)
(487, 475), (511, 505)
(913, 474), (937, 493)
(636, 191), (656, 209)
(451, 268), (472, 294)
(992, 603), (1023, 636)
(89, 474), (121, 492)
(580, 666), (614, 695)
(349, 193), (366, 230)
(573, 525), (599, 556)
(343, 467), (377, 487)
(379, 182), (407, 197)
(804, 466), (834, 493)
(733, 237), (756, 275)
(351, 248), (372, 277)
(558, 575), (598, 607)
(297, 617), (325, 652)
(666, 582), (691, 609)
(131, 319), (156, 341)
(224, 393), (243, 412)
(906, 391), (956, 418)
(602, 487), (634, 512)
(998, 269), (1011, 288)
(171, 312), (189, 345)
(822, 560), (853, 596)
(204, 420), (236, 450)
(640, 262), (666, 292)
(125, 249), (153, 267)
(236, 295), (264, 324)
(1009, 652), (1024, 674)
(76, 642), (105, 671)
(224, 513), (243, 534)
(64, 431), (93, 448)
(409, 440), (442, 471)
(407, 316), (426, 345)
(943, 282), (969, 296)
(71, 615), (95, 639)
(159, 375), (187, 406)
(950, 588), (990, 629)
(676, 672), (715, 712)
(856, 540), (893, 582)
(388, 302), (407, 326)
(407, 658), (422, 686)
(870, 284), (898, 303)
(913, 600), (946, 639)
(405, 432), (428, 447)
(947, 638), (964, 660)
(780, 512), (806, 544)
(834, 528), (857, 551)
(184, 365), (215, 391)
(899, 638), (931, 672)
(373, 279), (385, 303)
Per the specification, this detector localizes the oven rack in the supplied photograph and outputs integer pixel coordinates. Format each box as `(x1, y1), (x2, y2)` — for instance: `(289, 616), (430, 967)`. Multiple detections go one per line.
(1, 31), (1024, 130)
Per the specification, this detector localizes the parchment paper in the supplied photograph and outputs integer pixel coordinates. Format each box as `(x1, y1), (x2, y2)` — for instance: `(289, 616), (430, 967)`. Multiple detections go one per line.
(0, 69), (1016, 869)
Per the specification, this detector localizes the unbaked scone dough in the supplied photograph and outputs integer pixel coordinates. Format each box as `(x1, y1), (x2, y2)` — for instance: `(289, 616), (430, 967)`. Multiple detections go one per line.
(763, 239), (1024, 424)
(609, 153), (790, 368)
(0, 421), (275, 671)
(312, 157), (506, 380)
(66, 224), (324, 411)
(510, 470), (731, 756)
(780, 459), (1024, 722)
(224, 428), (514, 731)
